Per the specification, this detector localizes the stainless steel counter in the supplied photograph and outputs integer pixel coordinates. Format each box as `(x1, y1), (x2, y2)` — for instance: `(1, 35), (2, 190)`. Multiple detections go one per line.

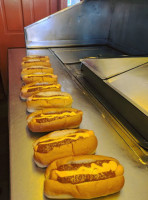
(9, 48), (148, 200)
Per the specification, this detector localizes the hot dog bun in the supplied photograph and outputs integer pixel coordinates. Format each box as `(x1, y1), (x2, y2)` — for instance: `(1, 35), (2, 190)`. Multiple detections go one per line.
(22, 55), (49, 62)
(33, 129), (98, 168)
(20, 82), (61, 100)
(21, 66), (53, 78)
(26, 91), (73, 112)
(27, 108), (83, 132)
(44, 155), (124, 199)
(21, 61), (51, 68)
(22, 73), (57, 84)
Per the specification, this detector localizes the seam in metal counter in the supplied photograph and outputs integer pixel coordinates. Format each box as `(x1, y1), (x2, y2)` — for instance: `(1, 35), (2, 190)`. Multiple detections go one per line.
(9, 48), (148, 200)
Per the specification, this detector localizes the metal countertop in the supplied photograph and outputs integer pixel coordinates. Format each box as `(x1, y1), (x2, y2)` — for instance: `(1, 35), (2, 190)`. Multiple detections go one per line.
(9, 48), (148, 200)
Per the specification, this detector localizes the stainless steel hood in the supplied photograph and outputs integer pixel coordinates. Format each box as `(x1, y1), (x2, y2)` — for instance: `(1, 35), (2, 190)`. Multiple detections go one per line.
(25, 0), (148, 55)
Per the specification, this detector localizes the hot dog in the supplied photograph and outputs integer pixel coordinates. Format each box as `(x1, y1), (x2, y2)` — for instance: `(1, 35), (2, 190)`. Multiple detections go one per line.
(33, 129), (98, 168)
(22, 55), (49, 62)
(21, 61), (51, 68)
(44, 155), (124, 199)
(20, 82), (61, 100)
(26, 91), (73, 112)
(27, 108), (83, 132)
(21, 66), (54, 78)
(22, 73), (57, 84)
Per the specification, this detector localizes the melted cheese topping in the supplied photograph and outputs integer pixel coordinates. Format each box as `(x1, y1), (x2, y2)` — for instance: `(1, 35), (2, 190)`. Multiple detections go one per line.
(28, 72), (54, 76)
(26, 55), (42, 58)
(27, 85), (60, 90)
(25, 66), (49, 69)
(36, 111), (77, 119)
(25, 73), (56, 77)
(31, 95), (70, 100)
(24, 68), (51, 72)
(27, 59), (41, 62)
(38, 132), (90, 146)
(55, 161), (117, 177)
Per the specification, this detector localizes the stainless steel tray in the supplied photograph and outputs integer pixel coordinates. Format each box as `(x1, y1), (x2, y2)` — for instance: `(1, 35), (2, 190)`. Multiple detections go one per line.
(106, 63), (148, 116)
(81, 57), (148, 79)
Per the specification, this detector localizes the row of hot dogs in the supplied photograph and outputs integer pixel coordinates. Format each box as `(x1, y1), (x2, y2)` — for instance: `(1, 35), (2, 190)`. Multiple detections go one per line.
(20, 55), (125, 199)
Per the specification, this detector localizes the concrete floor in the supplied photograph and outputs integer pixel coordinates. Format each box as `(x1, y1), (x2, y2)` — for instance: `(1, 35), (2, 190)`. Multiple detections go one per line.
(0, 77), (9, 200)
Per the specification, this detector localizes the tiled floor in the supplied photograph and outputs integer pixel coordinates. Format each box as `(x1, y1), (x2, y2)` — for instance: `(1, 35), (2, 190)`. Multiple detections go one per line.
(0, 78), (9, 200)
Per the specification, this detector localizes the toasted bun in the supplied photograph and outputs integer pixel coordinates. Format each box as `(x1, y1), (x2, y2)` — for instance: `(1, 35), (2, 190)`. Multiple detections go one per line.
(33, 129), (98, 168)
(22, 73), (57, 84)
(26, 91), (73, 112)
(44, 155), (124, 199)
(27, 108), (83, 132)
(21, 67), (53, 78)
(21, 61), (51, 68)
(20, 82), (61, 100)
(22, 55), (49, 61)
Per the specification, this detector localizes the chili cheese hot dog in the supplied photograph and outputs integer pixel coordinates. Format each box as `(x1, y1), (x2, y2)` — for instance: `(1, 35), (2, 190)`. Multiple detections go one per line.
(44, 155), (124, 199)
(22, 73), (57, 84)
(33, 129), (98, 168)
(22, 55), (49, 62)
(20, 82), (61, 100)
(21, 66), (54, 78)
(27, 108), (83, 132)
(26, 91), (73, 112)
(21, 60), (51, 68)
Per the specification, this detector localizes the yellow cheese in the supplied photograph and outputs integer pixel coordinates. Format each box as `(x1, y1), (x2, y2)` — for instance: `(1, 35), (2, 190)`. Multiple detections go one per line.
(54, 161), (117, 177)
(27, 85), (60, 90)
(38, 132), (90, 146)
(25, 73), (55, 77)
(36, 111), (77, 120)
(31, 95), (70, 100)
(27, 59), (41, 62)
(26, 55), (41, 58)
(24, 66), (48, 69)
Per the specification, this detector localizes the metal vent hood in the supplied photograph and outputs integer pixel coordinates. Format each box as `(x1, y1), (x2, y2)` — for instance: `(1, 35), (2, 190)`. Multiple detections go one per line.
(25, 0), (148, 55)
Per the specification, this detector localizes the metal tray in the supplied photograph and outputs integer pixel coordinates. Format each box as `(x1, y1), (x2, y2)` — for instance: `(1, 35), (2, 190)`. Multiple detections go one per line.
(81, 57), (148, 79)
